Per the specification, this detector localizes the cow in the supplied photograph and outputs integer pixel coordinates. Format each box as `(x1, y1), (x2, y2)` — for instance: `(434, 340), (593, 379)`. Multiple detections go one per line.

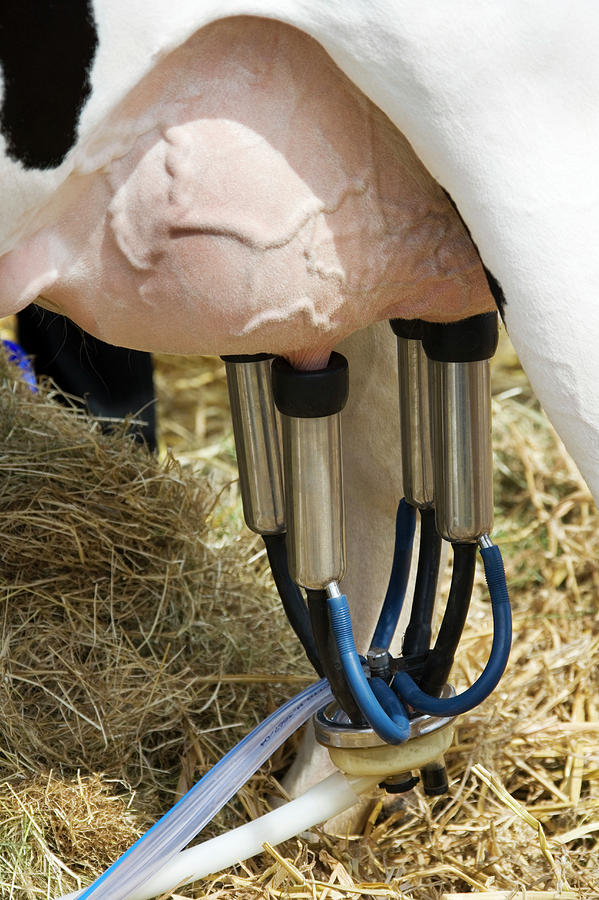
(0, 2), (598, 800)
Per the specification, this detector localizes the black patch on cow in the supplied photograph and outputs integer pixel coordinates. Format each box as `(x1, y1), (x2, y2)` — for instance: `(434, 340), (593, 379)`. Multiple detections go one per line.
(442, 188), (507, 321)
(481, 263), (507, 321)
(0, 1), (98, 169)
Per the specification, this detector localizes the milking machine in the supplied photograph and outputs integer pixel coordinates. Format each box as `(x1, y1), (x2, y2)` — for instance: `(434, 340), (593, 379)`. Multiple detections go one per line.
(224, 310), (510, 794)
(67, 312), (511, 900)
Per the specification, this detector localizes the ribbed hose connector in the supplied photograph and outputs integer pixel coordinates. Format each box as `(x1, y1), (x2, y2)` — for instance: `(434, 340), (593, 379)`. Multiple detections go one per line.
(480, 542), (510, 606)
(328, 595), (354, 656)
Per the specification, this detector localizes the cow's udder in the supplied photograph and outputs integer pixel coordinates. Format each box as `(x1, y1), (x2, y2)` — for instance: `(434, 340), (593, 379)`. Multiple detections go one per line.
(1, 17), (493, 368)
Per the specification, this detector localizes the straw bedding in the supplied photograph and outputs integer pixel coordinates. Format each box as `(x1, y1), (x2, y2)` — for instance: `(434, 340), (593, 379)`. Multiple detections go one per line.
(0, 334), (597, 899)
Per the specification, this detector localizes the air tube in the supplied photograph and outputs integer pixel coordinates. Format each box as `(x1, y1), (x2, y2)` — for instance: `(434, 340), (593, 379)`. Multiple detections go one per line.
(393, 543), (511, 716)
(71, 679), (332, 900)
(328, 592), (411, 744)
(371, 499), (416, 649)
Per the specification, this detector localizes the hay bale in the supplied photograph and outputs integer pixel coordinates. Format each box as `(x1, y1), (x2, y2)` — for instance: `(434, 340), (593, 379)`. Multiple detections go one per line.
(0, 772), (148, 896)
(0, 346), (311, 896)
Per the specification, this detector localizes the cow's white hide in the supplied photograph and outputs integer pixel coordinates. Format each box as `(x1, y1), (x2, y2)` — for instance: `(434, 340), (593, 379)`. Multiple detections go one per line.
(1, 1), (598, 501)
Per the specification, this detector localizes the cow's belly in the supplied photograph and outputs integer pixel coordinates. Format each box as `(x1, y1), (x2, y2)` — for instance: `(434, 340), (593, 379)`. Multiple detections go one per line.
(0, 17), (492, 367)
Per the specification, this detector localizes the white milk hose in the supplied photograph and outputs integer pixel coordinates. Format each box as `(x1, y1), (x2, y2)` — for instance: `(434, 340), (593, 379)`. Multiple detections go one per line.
(127, 772), (378, 900)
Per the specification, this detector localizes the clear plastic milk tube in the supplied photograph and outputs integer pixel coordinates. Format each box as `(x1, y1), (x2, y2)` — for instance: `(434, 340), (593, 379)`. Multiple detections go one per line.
(72, 679), (332, 900)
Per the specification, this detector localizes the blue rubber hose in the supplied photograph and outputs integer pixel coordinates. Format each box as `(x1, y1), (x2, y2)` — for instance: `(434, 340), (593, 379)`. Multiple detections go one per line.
(402, 507), (442, 657)
(369, 676), (410, 729)
(308, 588), (365, 725)
(328, 592), (411, 744)
(393, 543), (511, 716)
(371, 499), (416, 649)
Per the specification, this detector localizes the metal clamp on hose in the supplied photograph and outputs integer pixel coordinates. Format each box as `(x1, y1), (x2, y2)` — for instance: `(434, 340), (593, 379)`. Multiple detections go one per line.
(323, 536), (511, 747)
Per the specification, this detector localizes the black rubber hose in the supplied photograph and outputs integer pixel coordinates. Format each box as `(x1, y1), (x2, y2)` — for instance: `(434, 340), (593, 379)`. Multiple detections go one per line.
(401, 507), (442, 658)
(418, 542), (477, 697)
(263, 534), (323, 677)
(307, 588), (365, 725)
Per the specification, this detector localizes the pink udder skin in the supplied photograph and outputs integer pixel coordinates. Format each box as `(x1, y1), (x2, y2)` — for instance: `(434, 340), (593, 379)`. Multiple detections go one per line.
(0, 17), (493, 370)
